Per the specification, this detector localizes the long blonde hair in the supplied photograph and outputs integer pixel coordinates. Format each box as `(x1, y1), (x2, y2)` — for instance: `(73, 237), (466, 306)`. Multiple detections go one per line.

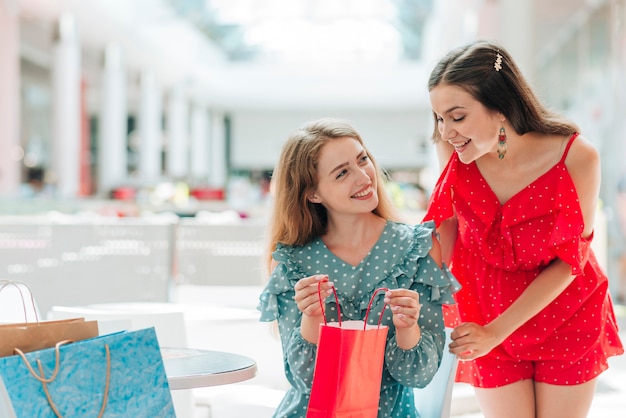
(265, 117), (400, 274)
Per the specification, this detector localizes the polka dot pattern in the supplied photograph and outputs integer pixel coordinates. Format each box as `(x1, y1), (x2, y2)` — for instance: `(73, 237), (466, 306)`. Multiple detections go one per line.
(258, 221), (461, 417)
(423, 133), (624, 388)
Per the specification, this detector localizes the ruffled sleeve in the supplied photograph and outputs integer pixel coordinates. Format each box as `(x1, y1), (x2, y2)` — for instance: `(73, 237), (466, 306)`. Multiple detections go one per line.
(547, 166), (590, 275)
(423, 154), (458, 227)
(258, 244), (297, 322)
(390, 221), (461, 305)
(257, 244), (318, 392)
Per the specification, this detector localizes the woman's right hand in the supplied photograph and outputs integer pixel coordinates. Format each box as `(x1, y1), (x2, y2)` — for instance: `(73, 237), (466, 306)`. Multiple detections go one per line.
(294, 274), (333, 317)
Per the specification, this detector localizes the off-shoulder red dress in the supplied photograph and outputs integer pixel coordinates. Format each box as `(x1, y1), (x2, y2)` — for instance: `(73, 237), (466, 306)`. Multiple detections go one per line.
(424, 133), (623, 387)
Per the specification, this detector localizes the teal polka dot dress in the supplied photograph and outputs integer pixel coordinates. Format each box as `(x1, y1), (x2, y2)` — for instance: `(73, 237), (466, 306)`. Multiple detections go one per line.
(258, 221), (460, 417)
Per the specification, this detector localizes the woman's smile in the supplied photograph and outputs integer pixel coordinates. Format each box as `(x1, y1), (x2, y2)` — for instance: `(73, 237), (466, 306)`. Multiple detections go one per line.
(351, 185), (374, 199)
(448, 138), (472, 151)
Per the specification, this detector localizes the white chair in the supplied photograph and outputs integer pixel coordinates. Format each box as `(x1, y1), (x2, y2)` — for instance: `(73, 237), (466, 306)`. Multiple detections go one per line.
(414, 328), (458, 418)
(47, 302), (188, 346)
(0, 376), (17, 418)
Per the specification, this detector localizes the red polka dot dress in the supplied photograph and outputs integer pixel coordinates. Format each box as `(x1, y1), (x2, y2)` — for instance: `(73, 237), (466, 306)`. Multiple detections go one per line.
(423, 133), (624, 387)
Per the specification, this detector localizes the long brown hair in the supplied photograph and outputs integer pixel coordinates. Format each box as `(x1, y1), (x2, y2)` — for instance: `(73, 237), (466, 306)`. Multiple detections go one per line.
(428, 40), (578, 142)
(264, 117), (400, 274)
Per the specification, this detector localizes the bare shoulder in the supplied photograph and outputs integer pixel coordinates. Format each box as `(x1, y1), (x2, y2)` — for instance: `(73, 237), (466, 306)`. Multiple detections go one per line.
(564, 134), (600, 174)
(562, 134), (601, 236)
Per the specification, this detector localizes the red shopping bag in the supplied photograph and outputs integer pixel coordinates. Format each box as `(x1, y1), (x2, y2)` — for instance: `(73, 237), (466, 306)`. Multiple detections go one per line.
(306, 285), (389, 418)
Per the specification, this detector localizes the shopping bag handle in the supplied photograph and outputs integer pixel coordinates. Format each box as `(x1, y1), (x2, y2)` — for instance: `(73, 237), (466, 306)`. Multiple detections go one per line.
(14, 341), (111, 418)
(0, 280), (40, 323)
(317, 281), (342, 327)
(317, 282), (389, 330)
(365, 287), (390, 330)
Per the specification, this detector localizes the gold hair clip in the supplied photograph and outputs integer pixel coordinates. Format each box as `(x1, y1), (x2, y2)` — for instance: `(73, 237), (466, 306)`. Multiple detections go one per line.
(494, 53), (503, 71)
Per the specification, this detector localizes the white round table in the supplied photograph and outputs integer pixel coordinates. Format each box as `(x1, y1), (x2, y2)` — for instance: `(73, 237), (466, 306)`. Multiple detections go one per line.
(162, 347), (258, 390)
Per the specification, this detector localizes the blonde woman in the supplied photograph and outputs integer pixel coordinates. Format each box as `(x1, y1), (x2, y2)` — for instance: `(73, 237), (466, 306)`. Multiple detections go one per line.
(258, 118), (459, 417)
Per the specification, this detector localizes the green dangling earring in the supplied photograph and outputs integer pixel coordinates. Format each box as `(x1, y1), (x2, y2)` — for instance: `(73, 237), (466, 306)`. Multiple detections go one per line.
(497, 126), (507, 159)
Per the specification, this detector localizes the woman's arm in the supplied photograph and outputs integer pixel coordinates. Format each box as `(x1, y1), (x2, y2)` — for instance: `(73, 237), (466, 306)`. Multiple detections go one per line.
(294, 274), (333, 344)
(269, 260), (325, 391)
(437, 217), (458, 266)
(385, 225), (458, 387)
(566, 135), (600, 238)
(451, 258), (575, 359)
(270, 259), (333, 344)
(385, 283), (446, 388)
(274, 291), (319, 392)
(391, 229), (450, 348)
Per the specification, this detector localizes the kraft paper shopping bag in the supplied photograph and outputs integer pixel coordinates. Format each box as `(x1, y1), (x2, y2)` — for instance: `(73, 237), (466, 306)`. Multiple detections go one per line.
(0, 281), (99, 358)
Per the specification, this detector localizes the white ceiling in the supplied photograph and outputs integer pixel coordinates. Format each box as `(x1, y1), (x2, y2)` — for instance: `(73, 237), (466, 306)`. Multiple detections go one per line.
(14, 0), (439, 112)
(15, 0), (598, 112)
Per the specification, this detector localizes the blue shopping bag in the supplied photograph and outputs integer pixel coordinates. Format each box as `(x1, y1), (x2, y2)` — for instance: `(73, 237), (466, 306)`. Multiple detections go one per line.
(0, 327), (176, 418)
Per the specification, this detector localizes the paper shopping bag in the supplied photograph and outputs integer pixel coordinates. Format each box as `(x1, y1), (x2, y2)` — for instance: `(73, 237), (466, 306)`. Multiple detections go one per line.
(0, 281), (99, 358)
(0, 318), (100, 358)
(0, 327), (176, 418)
(0, 281), (98, 358)
(306, 286), (389, 418)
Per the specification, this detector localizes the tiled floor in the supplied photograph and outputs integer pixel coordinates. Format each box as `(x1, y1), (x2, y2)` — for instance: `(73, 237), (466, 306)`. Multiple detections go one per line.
(173, 285), (626, 418)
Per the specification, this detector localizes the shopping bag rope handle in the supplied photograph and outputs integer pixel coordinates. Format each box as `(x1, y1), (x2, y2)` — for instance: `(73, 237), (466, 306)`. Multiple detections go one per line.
(15, 341), (111, 418)
(317, 282), (389, 330)
(15, 340), (69, 383)
(0, 280), (40, 323)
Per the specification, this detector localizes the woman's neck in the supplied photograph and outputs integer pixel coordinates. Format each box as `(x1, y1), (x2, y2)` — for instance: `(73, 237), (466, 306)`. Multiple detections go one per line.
(322, 213), (386, 255)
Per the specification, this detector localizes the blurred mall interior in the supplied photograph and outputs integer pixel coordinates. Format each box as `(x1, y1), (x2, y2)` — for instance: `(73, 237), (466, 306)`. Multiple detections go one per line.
(2, 0), (626, 291)
(2, 1), (626, 417)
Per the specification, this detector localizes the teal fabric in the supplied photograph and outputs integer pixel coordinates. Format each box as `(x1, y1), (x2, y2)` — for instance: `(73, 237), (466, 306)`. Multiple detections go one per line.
(0, 327), (175, 418)
(258, 220), (460, 418)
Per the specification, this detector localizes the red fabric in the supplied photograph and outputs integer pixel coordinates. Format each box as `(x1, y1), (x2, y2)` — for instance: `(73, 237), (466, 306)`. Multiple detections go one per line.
(424, 133), (623, 387)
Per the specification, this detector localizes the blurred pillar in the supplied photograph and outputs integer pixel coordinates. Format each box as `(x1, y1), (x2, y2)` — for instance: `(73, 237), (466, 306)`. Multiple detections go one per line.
(190, 103), (210, 181)
(98, 43), (127, 195)
(498, 0), (535, 84)
(51, 13), (81, 198)
(0, 1), (21, 196)
(78, 77), (91, 196)
(137, 69), (162, 185)
(209, 111), (227, 188)
(166, 83), (189, 180)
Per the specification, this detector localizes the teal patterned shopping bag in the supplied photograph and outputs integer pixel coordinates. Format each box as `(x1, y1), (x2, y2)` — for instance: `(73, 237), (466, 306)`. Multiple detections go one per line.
(0, 327), (175, 418)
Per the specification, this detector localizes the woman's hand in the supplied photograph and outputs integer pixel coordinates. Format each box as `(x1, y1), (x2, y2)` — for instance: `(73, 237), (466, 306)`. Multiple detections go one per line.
(295, 274), (334, 344)
(385, 289), (422, 349)
(449, 322), (503, 360)
(294, 274), (334, 317)
(384, 289), (421, 329)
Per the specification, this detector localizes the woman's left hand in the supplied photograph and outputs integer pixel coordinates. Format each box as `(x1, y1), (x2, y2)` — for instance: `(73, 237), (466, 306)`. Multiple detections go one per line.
(384, 289), (421, 329)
